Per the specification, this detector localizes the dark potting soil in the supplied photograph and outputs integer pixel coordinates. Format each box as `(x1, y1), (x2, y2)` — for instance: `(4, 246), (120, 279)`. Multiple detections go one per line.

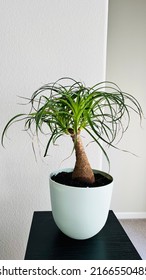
(51, 171), (112, 188)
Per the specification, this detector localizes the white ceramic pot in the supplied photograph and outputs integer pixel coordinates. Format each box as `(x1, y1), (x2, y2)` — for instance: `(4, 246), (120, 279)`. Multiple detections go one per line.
(49, 168), (113, 240)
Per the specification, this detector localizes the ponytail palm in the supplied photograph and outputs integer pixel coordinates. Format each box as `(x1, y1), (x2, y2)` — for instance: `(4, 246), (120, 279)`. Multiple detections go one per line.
(1, 78), (143, 184)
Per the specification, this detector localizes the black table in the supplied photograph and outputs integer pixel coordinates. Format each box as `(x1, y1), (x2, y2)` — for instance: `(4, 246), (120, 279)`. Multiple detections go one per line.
(25, 211), (141, 260)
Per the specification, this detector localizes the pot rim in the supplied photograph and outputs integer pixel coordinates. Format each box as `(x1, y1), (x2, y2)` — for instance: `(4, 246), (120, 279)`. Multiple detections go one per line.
(50, 167), (113, 189)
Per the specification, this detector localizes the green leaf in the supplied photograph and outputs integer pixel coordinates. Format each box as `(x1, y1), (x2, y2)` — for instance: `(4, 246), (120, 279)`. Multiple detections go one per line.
(1, 114), (26, 147)
(1, 78), (143, 166)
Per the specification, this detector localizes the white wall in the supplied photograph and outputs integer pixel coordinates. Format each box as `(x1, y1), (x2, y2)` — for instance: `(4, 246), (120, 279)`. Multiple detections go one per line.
(105, 0), (146, 214)
(0, 0), (109, 259)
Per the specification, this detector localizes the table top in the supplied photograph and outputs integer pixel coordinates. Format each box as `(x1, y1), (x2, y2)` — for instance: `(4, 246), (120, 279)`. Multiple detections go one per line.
(25, 210), (141, 260)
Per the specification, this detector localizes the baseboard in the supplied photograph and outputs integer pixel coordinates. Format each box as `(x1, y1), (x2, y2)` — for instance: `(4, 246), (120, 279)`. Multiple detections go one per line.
(115, 212), (146, 219)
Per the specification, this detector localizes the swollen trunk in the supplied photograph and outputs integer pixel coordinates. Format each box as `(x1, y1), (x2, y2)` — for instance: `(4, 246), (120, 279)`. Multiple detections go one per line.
(71, 133), (95, 184)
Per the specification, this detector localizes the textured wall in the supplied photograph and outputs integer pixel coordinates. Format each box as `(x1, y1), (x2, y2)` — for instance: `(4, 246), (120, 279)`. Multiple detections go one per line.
(0, 0), (108, 259)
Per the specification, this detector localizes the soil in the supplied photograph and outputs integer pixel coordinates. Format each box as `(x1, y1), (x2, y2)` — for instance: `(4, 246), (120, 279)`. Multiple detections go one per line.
(51, 171), (112, 188)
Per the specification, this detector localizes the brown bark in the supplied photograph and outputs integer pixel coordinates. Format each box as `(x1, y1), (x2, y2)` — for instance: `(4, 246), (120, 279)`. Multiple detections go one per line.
(71, 133), (95, 184)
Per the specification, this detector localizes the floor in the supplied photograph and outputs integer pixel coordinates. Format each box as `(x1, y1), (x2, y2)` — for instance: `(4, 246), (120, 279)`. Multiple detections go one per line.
(120, 219), (146, 260)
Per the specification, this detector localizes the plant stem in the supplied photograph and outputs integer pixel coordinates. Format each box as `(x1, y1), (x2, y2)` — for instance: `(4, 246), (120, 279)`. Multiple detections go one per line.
(71, 132), (95, 184)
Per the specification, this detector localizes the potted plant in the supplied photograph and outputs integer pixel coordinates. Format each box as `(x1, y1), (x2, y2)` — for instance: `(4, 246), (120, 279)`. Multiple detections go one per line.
(1, 77), (143, 239)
